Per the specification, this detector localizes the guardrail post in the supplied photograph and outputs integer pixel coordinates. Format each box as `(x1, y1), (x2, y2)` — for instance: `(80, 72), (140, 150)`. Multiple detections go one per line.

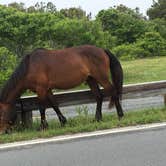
(21, 110), (33, 128)
(164, 94), (166, 106)
(15, 102), (33, 128)
(16, 110), (22, 126)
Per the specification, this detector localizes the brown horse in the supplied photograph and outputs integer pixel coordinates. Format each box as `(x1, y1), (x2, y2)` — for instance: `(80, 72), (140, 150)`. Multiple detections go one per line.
(0, 45), (124, 133)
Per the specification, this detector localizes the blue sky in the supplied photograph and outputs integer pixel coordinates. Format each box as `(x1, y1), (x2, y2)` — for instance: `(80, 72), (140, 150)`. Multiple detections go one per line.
(0, 0), (153, 17)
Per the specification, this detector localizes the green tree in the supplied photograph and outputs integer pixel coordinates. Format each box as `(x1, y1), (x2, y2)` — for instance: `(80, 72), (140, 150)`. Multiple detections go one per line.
(8, 2), (26, 12)
(136, 32), (166, 56)
(113, 31), (166, 60)
(60, 7), (87, 19)
(113, 44), (148, 60)
(116, 4), (145, 19)
(147, 0), (166, 19)
(96, 6), (148, 44)
(0, 47), (17, 87)
(42, 19), (112, 48)
(46, 2), (56, 13)
(34, 2), (46, 13)
(0, 5), (63, 57)
(27, 6), (36, 13)
(147, 18), (166, 39)
(33, 2), (57, 13)
(0, 6), (38, 57)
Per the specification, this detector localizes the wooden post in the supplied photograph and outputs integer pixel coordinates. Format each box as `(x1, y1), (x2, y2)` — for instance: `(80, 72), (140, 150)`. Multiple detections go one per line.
(15, 102), (33, 128)
(164, 94), (166, 106)
(16, 110), (22, 126)
(21, 110), (33, 128)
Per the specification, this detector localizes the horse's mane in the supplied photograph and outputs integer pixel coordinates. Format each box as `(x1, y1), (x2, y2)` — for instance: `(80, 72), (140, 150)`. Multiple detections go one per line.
(0, 54), (30, 102)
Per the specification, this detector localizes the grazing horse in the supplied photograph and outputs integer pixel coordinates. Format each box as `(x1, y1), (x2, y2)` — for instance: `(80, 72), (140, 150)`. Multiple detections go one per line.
(0, 45), (124, 133)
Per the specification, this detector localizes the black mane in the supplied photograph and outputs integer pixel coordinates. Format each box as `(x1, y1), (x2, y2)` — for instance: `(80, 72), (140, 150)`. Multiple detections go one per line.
(0, 54), (30, 102)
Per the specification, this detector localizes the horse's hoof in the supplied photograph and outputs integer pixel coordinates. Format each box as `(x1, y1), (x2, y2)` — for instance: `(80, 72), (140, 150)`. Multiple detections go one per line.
(60, 116), (67, 126)
(95, 117), (102, 122)
(96, 117), (102, 122)
(37, 126), (48, 131)
(38, 122), (48, 131)
(95, 114), (102, 122)
(118, 115), (124, 121)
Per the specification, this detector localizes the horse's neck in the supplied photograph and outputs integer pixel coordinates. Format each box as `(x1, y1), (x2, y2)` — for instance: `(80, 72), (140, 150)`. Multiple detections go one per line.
(0, 54), (29, 104)
(1, 82), (24, 104)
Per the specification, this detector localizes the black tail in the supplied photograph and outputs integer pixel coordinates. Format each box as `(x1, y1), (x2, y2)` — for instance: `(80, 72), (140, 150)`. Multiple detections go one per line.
(104, 49), (123, 102)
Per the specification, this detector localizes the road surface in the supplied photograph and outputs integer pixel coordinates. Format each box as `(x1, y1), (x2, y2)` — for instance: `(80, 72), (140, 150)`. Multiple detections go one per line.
(0, 125), (166, 166)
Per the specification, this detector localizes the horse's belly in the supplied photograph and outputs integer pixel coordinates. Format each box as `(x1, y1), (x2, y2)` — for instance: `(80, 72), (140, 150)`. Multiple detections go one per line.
(50, 72), (88, 90)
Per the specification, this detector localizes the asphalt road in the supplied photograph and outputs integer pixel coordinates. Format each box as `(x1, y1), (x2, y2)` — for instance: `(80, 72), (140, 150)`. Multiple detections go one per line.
(33, 95), (164, 119)
(0, 126), (166, 166)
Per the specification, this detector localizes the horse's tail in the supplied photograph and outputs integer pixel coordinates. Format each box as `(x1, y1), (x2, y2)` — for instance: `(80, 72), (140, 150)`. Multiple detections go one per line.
(104, 49), (123, 108)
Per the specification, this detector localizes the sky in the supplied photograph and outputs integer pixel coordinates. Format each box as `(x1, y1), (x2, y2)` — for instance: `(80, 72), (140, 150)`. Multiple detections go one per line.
(0, 0), (153, 17)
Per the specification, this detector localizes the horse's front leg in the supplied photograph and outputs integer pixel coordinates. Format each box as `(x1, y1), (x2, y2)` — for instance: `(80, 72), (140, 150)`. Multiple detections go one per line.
(47, 91), (67, 126)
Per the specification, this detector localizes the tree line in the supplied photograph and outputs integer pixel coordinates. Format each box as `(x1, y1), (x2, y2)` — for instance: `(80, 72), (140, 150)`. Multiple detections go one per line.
(0, 0), (166, 87)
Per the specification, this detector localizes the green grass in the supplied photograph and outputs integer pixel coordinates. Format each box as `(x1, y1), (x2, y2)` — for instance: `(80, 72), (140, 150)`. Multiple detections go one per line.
(122, 56), (166, 84)
(0, 107), (166, 144)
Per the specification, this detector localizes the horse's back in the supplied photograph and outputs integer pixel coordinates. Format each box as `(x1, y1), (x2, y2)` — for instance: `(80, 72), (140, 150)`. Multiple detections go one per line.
(25, 45), (110, 90)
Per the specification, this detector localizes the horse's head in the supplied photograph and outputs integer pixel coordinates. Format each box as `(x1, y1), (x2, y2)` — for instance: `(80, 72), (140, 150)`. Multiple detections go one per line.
(0, 102), (16, 134)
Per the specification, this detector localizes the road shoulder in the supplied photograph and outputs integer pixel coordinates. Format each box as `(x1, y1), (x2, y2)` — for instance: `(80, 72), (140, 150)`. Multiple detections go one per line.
(1, 122), (166, 151)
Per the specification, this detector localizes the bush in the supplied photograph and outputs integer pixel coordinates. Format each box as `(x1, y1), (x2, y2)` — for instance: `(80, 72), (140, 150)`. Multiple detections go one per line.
(113, 32), (166, 60)
(0, 47), (17, 88)
(147, 19), (166, 40)
(43, 19), (114, 49)
(113, 44), (150, 60)
(136, 32), (166, 56)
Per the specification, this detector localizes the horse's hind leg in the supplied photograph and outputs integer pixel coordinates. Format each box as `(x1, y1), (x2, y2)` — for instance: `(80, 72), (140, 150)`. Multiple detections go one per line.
(47, 91), (67, 126)
(87, 77), (103, 121)
(38, 104), (48, 130)
(99, 80), (124, 120)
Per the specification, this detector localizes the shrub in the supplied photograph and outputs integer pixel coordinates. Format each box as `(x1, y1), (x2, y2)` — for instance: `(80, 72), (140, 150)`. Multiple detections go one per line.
(113, 44), (149, 60)
(136, 32), (166, 56)
(0, 47), (17, 88)
(113, 32), (166, 60)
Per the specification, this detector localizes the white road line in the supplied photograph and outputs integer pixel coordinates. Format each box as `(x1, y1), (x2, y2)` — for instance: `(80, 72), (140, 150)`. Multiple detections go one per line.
(0, 122), (166, 150)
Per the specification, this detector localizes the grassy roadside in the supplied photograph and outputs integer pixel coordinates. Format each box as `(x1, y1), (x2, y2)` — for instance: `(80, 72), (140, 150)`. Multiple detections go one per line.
(0, 107), (166, 144)
(122, 57), (166, 84)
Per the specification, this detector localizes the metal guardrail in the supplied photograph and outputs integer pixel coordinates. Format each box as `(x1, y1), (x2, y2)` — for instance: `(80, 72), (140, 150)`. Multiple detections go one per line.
(16, 80), (166, 125)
